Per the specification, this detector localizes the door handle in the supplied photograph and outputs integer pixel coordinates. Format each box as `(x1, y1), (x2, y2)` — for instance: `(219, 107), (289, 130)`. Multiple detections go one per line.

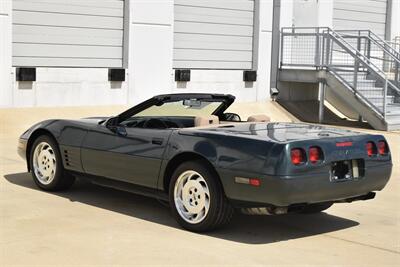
(151, 138), (164, 145)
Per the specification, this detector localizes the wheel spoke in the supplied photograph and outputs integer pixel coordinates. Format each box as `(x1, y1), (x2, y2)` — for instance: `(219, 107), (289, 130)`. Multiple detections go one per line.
(32, 141), (57, 185)
(174, 170), (210, 224)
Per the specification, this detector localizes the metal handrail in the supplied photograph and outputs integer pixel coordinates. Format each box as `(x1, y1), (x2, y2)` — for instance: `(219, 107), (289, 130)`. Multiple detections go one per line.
(367, 30), (400, 60)
(336, 30), (400, 60)
(324, 31), (388, 118)
(335, 30), (400, 87)
(280, 27), (400, 120)
(281, 27), (399, 93)
(329, 29), (400, 94)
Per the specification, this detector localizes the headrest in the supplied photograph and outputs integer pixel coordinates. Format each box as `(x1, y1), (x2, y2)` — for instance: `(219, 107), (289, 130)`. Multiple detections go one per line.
(194, 115), (219, 127)
(247, 114), (271, 122)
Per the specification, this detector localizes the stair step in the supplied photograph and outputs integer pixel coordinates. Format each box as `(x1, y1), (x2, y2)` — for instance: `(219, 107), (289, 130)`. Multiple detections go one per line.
(386, 118), (400, 125)
(386, 109), (400, 116)
(357, 90), (385, 97)
(387, 124), (400, 131)
(386, 104), (400, 111)
(365, 97), (395, 105)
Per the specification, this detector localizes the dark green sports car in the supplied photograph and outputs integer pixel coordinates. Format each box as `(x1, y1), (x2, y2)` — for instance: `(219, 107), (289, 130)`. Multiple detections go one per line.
(18, 94), (392, 232)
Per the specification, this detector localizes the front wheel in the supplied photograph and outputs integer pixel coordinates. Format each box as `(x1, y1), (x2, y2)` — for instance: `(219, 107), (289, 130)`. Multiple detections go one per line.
(169, 161), (233, 232)
(30, 135), (75, 191)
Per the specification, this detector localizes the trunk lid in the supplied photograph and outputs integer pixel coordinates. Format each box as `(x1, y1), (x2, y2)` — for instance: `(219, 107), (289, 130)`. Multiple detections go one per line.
(194, 122), (364, 143)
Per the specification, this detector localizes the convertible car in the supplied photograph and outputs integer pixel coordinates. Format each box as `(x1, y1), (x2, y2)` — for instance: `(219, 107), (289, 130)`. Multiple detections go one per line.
(18, 94), (392, 231)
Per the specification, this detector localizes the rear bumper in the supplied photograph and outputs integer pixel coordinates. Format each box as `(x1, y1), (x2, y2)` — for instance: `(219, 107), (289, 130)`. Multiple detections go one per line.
(220, 162), (392, 207)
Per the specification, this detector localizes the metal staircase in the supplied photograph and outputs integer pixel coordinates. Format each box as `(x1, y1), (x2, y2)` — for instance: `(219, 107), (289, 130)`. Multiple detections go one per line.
(279, 27), (400, 131)
(336, 30), (399, 84)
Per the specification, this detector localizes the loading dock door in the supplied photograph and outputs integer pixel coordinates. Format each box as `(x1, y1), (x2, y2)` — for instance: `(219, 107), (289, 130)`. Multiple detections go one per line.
(173, 0), (255, 69)
(12, 0), (125, 68)
(333, 0), (388, 38)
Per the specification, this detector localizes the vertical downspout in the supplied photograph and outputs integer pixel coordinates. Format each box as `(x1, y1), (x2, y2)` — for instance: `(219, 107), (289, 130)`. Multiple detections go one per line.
(383, 0), (393, 72)
(385, 0), (392, 42)
(270, 0), (281, 97)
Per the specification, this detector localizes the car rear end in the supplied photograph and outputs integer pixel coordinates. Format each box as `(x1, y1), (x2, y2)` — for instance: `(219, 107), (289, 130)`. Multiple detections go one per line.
(266, 134), (392, 207)
(213, 123), (392, 209)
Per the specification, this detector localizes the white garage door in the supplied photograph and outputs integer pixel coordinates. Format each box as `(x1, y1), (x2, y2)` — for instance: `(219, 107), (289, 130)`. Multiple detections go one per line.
(333, 0), (387, 38)
(12, 0), (126, 68)
(173, 0), (255, 69)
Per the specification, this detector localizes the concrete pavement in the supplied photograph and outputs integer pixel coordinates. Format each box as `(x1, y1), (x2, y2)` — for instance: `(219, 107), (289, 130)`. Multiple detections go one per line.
(1, 102), (399, 266)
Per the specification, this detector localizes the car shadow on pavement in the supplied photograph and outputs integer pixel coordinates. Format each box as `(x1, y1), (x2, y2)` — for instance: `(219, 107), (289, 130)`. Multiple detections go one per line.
(4, 172), (360, 245)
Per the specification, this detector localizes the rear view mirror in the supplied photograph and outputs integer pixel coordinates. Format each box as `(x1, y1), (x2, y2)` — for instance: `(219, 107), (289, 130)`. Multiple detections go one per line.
(183, 99), (202, 107)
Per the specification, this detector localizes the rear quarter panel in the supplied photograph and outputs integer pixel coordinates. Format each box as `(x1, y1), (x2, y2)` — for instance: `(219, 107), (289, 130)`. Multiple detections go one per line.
(157, 130), (282, 190)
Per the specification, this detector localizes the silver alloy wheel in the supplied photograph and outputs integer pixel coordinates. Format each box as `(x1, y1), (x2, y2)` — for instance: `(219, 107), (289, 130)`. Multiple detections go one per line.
(174, 170), (210, 224)
(32, 141), (57, 185)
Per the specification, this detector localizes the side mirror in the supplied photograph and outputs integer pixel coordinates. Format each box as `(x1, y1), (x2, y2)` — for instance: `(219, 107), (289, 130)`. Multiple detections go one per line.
(105, 116), (119, 128)
(105, 117), (127, 136)
(222, 113), (241, 122)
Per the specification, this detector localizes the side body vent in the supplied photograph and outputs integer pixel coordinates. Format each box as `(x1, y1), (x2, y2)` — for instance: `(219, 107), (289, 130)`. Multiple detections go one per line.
(60, 145), (83, 172)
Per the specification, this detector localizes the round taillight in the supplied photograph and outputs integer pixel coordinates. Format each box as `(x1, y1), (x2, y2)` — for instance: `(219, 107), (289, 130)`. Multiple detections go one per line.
(309, 146), (322, 164)
(366, 142), (377, 157)
(377, 141), (388, 155)
(291, 148), (306, 165)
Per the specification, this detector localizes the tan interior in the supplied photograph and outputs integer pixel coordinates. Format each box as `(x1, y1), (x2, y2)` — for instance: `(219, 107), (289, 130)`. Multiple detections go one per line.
(194, 115), (220, 127)
(247, 114), (271, 122)
(192, 114), (270, 128)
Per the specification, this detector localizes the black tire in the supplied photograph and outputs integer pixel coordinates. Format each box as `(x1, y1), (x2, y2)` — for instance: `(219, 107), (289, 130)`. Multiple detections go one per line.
(299, 202), (333, 214)
(169, 160), (233, 232)
(30, 135), (75, 191)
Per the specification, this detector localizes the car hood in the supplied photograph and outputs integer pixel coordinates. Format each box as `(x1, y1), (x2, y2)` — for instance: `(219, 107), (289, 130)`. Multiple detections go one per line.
(79, 117), (110, 124)
(182, 122), (365, 143)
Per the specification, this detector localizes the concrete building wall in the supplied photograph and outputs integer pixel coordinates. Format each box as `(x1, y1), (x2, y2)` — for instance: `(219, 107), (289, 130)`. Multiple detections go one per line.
(289, 0), (333, 28)
(128, 0), (174, 105)
(0, 0), (12, 107)
(12, 68), (129, 107)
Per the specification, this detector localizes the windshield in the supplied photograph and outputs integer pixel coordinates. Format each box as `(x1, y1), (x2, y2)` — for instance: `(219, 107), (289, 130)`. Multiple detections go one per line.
(133, 99), (222, 117)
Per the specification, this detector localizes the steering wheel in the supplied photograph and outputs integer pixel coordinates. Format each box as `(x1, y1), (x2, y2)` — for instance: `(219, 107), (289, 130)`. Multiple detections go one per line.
(164, 120), (180, 128)
(143, 118), (168, 129)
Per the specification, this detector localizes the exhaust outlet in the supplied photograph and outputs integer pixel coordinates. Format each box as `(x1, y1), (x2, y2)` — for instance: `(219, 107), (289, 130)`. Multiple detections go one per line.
(241, 206), (288, 215)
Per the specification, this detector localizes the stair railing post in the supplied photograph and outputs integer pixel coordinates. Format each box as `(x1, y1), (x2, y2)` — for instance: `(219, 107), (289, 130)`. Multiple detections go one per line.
(325, 34), (331, 67)
(383, 80), (388, 119)
(353, 58), (359, 93)
(321, 31), (326, 66)
(353, 36), (361, 93)
(367, 31), (371, 60)
(318, 79), (326, 123)
(315, 28), (321, 68)
(280, 29), (284, 68)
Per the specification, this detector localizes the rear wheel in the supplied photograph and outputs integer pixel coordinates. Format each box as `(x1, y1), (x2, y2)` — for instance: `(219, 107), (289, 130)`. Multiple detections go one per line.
(299, 202), (333, 214)
(169, 161), (233, 232)
(30, 135), (75, 191)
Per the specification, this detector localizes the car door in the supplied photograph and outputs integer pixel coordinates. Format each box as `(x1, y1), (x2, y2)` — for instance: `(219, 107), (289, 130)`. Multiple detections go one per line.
(81, 123), (172, 189)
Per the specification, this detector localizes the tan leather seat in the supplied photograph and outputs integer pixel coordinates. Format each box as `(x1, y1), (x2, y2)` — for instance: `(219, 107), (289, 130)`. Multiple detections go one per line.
(247, 114), (270, 122)
(194, 115), (219, 127)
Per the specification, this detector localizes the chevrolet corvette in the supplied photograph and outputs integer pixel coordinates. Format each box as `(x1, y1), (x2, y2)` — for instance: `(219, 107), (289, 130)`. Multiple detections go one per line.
(18, 94), (392, 231)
